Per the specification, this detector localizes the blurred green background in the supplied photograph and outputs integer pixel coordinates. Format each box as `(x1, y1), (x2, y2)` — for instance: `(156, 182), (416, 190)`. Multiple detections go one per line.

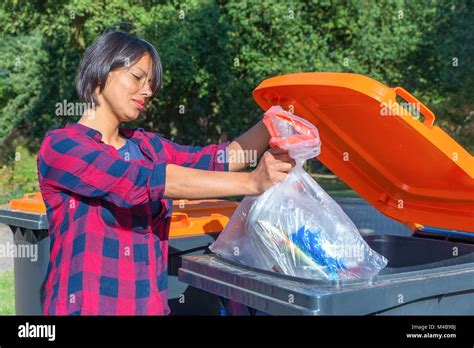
(0, 0), (473, 204)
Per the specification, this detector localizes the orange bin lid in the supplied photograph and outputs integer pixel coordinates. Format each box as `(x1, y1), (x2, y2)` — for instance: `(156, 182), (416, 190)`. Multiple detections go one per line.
(9, 192), (46, 214)
(169, 199), (239, 238)
(9, 192), (238, 237)
(253, 72), (474, 232)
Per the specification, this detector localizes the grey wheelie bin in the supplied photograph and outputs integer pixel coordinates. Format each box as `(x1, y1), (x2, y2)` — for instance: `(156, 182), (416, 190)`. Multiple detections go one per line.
(0, 194), (49, 315)
(178, 72), (474, 315)
(179, 234), (474, 315)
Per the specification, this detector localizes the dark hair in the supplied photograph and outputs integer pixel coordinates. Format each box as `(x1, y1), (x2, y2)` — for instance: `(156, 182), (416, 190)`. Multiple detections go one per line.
(76, 31), (162, 106)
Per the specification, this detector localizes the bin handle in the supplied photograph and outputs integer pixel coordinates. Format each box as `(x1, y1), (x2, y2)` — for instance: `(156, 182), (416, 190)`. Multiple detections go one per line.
(24, 192), (42, 199)
(393, 87), (435, 128)
(171, 212), (191, 228)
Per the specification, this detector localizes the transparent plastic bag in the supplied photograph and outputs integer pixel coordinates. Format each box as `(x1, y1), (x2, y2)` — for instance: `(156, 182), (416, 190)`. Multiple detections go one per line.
(210, 106), (388, 280)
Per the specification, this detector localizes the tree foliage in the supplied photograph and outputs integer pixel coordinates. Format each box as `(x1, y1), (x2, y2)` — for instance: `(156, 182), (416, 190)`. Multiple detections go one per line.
(0, 0), (472, 157)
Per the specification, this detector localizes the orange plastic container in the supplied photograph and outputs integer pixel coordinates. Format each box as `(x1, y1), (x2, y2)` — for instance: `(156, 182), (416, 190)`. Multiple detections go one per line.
(9, 193), (46, 214)
(169, 199), (238, 238)
(254, 72), (474, 232)
(9, 193), (238, 238)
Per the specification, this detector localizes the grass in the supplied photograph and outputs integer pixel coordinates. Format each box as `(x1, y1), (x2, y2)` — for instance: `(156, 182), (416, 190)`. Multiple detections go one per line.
(0, 269), (15, 315)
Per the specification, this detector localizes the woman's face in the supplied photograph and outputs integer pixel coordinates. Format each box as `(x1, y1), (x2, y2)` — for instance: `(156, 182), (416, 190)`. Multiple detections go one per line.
(97, 53), (154, 122)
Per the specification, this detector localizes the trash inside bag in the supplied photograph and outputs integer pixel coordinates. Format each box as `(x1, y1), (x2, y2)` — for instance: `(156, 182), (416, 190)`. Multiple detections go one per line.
(210, 106), (388, 280)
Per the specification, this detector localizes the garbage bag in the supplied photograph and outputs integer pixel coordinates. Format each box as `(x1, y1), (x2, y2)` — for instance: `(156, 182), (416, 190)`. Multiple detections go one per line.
(210, 106), (388, 280)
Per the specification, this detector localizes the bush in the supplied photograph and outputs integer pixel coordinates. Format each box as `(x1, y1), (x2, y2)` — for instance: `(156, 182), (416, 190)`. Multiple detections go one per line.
(0, 145), (39, 204)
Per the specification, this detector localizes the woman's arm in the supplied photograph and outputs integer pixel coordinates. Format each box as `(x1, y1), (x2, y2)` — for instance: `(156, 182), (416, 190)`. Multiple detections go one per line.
(156, 119), (270, 173)
(39, 130), (294, 205)
(164, 165), (255, 198)
(164, 148), (294, 199)
(158, 136), (230, 172)
(226, 120), (270, 172)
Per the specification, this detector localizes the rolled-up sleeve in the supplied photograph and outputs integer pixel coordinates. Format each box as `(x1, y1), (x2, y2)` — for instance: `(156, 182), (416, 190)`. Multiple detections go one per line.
(159, 136), (230, 172)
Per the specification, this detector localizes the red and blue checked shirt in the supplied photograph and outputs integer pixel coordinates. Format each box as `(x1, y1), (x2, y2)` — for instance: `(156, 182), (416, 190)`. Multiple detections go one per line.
(37, 122), (229, 315)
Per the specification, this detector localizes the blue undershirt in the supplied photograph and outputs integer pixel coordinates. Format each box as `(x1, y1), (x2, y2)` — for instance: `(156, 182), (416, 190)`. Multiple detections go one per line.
(117, 138), (146, 161)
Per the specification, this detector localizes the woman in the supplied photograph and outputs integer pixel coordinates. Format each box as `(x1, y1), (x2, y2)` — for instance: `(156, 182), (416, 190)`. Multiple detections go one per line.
(37, 31), (295, 315)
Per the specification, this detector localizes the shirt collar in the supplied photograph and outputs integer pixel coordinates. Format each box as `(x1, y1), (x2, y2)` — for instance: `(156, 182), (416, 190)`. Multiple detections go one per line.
(65, 123), (145, 142)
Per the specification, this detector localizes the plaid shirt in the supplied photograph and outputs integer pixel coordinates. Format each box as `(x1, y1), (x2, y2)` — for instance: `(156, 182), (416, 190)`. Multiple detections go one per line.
(37, 123), (229, 315)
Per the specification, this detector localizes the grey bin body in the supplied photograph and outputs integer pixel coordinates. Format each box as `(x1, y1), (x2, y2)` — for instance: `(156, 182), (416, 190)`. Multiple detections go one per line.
(178, 235), (474, 315)
(168, 233), (222, 315)
(0, 208), (222, 315)
(0, 210), (49, 315)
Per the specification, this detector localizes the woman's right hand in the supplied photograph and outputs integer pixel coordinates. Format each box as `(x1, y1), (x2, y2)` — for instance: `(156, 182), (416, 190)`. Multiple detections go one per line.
(164, 147), (297, 199)
(249, 147), (296, 194)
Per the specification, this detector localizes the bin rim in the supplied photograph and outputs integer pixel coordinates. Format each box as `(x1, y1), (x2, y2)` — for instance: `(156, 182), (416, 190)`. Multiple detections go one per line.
(187, 235), (474, 286)
(4, 193), (239, 237)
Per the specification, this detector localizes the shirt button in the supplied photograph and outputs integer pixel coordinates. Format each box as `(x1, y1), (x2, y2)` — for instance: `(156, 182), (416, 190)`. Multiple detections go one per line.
(145, 260), (150, 266)
(146, 286), (150, 292)
(144, 234), (149, 239)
